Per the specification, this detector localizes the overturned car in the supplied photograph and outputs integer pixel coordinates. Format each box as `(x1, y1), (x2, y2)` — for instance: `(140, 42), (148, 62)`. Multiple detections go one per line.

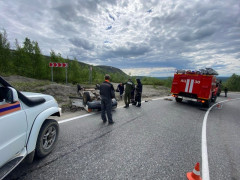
(70, 84), (117, 112)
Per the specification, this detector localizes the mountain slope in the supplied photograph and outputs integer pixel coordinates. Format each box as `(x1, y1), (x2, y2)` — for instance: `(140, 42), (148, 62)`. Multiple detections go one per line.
(95, 65), (126, 75)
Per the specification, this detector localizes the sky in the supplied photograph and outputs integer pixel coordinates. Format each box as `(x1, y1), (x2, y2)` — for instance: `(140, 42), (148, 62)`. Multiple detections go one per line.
(0, 0), (240, 77)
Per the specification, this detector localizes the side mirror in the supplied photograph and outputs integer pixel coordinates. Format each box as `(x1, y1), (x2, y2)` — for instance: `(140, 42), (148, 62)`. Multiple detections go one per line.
(5, 87), (19, 103)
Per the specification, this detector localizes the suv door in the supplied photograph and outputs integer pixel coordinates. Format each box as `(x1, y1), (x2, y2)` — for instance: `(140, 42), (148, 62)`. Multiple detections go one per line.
(0, 86), (27, 167)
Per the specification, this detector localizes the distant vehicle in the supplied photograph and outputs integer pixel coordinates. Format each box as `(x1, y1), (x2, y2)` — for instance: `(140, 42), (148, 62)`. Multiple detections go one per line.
(171, 68), (219, 107)
(0, 76), (61, 179)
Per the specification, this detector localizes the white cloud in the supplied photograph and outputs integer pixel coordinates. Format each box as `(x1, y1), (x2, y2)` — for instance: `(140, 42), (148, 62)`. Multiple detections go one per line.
(122, 67), (176, 77)
(0, 0), (239, 77)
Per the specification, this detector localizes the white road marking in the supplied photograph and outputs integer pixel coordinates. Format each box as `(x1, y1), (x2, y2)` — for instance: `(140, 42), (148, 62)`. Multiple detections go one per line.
(59, 95), (240, 179)
(202, 97), (240, 180)
(59, 96), (172, 124)
(58, 113), (94, 124)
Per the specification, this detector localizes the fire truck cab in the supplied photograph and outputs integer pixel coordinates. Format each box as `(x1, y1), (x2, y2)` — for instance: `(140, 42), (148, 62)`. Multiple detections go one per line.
(171, 68), (219, 107)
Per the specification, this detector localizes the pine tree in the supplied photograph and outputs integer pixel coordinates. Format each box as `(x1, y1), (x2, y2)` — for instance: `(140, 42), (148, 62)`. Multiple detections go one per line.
(0, 29), (11, 74)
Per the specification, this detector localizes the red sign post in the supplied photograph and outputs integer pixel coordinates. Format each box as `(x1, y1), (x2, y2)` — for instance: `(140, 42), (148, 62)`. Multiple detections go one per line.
(49, 62), (68, 83)
(49, 62), (68, 67)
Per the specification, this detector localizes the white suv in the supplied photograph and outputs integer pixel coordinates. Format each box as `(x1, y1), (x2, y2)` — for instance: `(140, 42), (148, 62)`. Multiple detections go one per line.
(0, 77), (61, 179)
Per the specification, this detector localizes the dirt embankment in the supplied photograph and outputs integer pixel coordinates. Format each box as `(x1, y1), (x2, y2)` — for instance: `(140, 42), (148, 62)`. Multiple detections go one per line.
(2, 75), (171, 114)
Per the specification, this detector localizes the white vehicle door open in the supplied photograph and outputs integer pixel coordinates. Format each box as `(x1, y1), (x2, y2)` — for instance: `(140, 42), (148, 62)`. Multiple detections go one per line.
(0, 96), (27, 167)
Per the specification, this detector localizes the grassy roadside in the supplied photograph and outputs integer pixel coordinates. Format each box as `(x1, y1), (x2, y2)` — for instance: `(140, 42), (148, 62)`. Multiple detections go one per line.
(2, 75), (171, 113)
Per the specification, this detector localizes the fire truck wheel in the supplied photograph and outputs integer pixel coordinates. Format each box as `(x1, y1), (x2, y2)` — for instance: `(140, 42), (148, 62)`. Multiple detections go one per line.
(175, 97), (182, 102)
(203, 100), (210, 108)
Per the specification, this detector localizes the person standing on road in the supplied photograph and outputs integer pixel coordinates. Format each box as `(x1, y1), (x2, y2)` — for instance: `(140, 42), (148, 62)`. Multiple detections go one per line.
(123, 78), (135, 108)
(130, 86), (135, 104)
(133, 78), (142, 107)
(224, 86), (228, 97)
(117, 83), (124, 100)
(99, 74), (115, 124)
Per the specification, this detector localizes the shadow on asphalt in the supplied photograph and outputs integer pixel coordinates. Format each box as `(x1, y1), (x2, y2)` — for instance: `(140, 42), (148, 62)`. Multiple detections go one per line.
(174, 100), (209, 111)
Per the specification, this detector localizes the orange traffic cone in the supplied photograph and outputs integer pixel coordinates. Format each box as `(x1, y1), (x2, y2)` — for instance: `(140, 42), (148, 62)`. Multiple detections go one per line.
(186, 162), (202, 180)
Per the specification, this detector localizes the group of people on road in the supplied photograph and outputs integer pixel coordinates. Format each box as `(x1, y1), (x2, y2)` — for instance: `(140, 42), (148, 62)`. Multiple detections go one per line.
(99, 74), (143, 124)
(116, 78), (142, 108)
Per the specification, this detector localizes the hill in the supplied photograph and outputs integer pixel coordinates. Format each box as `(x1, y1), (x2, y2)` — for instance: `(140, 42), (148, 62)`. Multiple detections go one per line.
(2, 47), (129, 84)
(217, 76), (229, 82)
(95, 65), (126, 75)
(1, 31), (129, 84)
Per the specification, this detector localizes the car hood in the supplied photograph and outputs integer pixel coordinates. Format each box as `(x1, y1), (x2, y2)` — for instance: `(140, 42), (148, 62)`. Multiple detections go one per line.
(21, 92), (55, 102)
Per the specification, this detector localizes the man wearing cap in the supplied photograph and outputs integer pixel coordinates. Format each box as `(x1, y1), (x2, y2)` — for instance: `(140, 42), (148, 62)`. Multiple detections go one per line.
(99, 74), (115, 124)
(123, 78), (135, 108)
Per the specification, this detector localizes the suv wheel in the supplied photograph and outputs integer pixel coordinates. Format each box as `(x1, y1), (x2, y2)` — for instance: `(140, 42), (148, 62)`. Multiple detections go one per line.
(36, 119), (59, 158)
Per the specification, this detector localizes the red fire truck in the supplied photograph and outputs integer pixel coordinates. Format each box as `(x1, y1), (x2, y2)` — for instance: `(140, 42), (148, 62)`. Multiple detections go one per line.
(171, 68), (220, 107)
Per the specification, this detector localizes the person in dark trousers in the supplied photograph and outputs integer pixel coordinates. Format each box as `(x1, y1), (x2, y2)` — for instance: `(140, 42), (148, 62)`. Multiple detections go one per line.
(117, 83), (124, 100)
(123, 79), (135, 108)
(133, 78), (142, 107)
(224, 87), (228, 97)
(130, 86), (135, 104)
(99, 74), (115, 124)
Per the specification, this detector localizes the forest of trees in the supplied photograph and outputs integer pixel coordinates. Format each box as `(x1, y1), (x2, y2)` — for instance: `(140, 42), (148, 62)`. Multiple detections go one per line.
(0, 29), (128, 84)
(0, 29), (239, 90)
(223, 73), (240, 91)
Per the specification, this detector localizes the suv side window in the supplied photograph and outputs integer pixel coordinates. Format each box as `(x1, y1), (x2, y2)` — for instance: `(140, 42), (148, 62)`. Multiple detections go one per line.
(0, 86), (20, 116)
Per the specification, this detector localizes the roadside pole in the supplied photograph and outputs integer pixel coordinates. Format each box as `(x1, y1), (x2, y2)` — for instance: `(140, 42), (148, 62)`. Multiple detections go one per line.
(51, 66), (53, 82)
(66, 67), (68, 84)
(49, 62), (68, 83)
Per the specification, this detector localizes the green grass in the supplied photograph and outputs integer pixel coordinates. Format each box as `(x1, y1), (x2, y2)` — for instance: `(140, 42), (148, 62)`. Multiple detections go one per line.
(11, 81), (51, 92)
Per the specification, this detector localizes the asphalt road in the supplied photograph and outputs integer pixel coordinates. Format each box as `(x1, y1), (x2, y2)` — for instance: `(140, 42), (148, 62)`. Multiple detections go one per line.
(5, 93), (240, 180)
(207, 93), (240, 180)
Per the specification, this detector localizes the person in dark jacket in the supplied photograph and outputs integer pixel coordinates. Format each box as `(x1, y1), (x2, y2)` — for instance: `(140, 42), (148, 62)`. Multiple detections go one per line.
(133, 78), (142, 107)
(123, 79), (135, 108)
(117, 83), (124, 100)
(99, 74), (115, 124)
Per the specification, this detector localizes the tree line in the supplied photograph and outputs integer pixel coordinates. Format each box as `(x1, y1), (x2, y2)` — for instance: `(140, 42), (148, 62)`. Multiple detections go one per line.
(223, 73), (240, 91)
(1, 29), (238, 90)
(0, 29), (128, 84)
